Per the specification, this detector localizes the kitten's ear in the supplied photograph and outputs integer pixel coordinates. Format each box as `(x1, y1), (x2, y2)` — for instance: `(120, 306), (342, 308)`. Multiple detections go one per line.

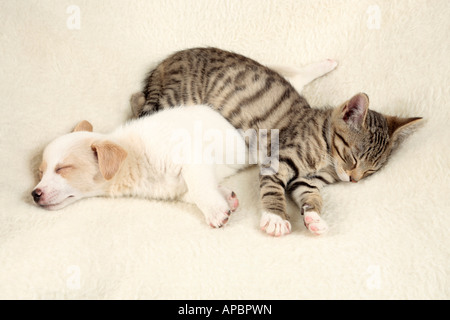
(341, 93), (369, 129)
(386, 116), (423, 148)
(73, 120), (93, 132)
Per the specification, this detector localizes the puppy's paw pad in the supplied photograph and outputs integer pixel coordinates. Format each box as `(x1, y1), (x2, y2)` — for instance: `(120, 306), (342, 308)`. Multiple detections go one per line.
(226, 191), (239, 212)
(260, 212), (291, 237)
(218, 186), (239, 212)
(303, 211), (328, 236)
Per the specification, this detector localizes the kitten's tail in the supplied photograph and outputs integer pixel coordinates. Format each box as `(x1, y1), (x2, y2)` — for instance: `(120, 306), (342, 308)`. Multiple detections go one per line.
(131, 66), (165, 118)
(130, 92), (146, 118)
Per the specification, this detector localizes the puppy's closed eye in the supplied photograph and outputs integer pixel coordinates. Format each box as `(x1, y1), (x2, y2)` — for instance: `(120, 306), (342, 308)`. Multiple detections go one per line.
(55, 165), (73, 175)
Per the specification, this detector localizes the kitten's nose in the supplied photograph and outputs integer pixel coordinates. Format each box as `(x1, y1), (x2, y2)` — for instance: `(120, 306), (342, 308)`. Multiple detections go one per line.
(31, 188), (42, 203)
(349, 176), (358, 183)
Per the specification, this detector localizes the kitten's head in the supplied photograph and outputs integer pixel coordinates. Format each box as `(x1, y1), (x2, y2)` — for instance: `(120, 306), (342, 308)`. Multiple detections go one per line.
(330, 93), (422, 182)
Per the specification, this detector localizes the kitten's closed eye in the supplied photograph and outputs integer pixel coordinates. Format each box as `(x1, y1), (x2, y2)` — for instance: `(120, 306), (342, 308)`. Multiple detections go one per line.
(364, 169), (377, 177)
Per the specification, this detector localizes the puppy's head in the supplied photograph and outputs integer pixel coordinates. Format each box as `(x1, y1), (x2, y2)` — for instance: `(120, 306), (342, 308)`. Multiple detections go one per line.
(32, 121), (127, 210)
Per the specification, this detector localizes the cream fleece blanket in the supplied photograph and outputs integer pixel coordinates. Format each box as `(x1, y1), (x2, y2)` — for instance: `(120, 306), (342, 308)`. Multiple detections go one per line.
(0, 0), (448, 299)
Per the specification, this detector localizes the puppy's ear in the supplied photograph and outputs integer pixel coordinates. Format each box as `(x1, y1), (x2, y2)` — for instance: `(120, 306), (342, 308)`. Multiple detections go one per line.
(91, 141), (127, 180)
(73, 120), (93, 132)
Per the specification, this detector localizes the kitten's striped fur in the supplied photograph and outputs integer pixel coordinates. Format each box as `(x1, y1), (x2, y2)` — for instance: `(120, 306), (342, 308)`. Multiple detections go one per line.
(132, 47), (422, 236)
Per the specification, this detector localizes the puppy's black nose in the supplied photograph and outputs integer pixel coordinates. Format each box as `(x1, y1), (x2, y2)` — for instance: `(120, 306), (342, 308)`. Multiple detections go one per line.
(31, 189), (42, 203)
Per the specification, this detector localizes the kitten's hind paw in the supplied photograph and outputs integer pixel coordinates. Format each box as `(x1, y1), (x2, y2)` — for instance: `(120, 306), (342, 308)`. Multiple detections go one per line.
(301, 59), (338, 78)
(260, 212), (291, 237)
(303, 210), (328, 236)
(311, 59), (338, 75)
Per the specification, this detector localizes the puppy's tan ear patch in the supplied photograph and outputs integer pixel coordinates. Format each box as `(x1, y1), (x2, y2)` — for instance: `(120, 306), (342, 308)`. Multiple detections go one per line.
(91, 141), (127, 180)
(73, 120), (93, 132)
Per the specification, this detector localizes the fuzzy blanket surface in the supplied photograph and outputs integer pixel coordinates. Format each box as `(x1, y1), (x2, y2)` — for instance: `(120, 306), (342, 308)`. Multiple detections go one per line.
(0, 0), (448, 299)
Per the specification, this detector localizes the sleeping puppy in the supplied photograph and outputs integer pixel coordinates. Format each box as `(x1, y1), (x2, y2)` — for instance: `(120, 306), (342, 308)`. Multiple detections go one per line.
(31, 105), (248, 228)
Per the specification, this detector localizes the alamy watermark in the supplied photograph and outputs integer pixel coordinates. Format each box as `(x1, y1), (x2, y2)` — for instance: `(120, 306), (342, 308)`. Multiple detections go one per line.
(66, 264), (81, 290)
(366, 5), (381, 30)
(66, 5), (81, 30)
(365, 264), (381, 290)
(169, 121), (280, 175)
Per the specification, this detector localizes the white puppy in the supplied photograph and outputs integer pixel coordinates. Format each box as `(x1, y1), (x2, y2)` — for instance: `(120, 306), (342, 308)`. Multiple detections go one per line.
(32, 105), (247, 228)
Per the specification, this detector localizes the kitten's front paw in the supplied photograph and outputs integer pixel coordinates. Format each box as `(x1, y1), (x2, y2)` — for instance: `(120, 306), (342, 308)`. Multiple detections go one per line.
(303, 210), (328, 236)
(260, 212), (291, 237)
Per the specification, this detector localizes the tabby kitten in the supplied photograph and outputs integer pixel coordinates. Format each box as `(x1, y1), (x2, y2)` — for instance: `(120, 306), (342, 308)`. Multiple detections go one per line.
(131, 47), (422, 237)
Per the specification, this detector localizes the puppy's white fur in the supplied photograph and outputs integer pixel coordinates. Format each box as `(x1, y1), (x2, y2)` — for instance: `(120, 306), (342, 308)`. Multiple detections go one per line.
(33, 105), (246, 227)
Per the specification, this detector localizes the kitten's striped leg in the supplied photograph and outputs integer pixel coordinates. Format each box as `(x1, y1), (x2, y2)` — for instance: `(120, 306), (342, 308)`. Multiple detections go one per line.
(259, 174), (291, 237)
(288, 178), (329, 235)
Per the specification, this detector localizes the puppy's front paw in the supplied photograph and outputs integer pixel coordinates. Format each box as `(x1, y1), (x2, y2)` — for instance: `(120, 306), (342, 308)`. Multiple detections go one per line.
(205, 206), (231, 228)
(260, 211), (291, 237)
(303, 210), (328, 236)
(200, 188), (239, 229)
